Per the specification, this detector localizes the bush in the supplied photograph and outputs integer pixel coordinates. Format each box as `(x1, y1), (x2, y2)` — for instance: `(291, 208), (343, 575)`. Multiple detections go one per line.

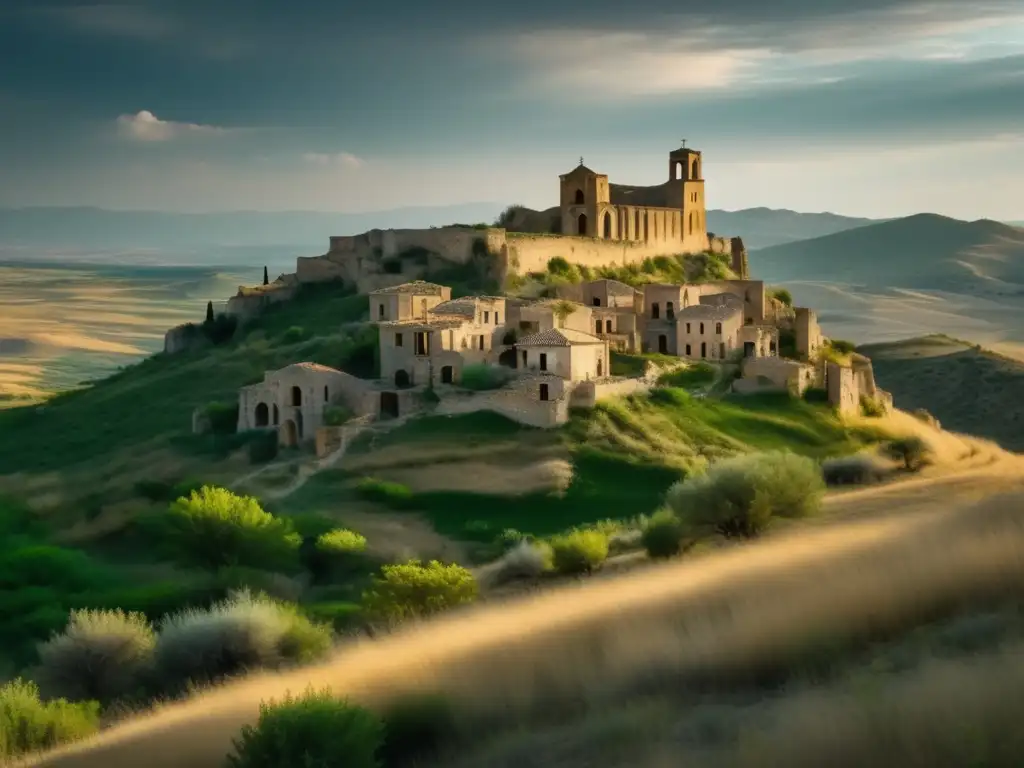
(829, 338), (856, 354)
(379, 693), (458, 767)
(362, 561), (478, 624)
(35, 608), (156, 704)
(0, 679), (100, 762)
(657, 362), (716, 389)
(666, 451), (826, 540)
(802, 386), (829, 404)
(459, 364), (511, 391)
(153, 590), (333, 692)
(860, 395), (887, 417)
(281, 325), (309, 343)
(885, 435), (932, 472)
(489, 540), (553, 585)
(226, 686), (383, 768)
(911, 408), (940, 428)
(302, 529), (369, 583)
(161, 486), (299, 570)
(548, 529), (609, 575)
(821, 454), (887, 486)
(770, 288), (793, 306)
(248, 431), (279, 464)
(322, 405), (352, 427)
(640, 508), (686, 559)
(205, 401), (240, 435)
(356, 478), (414, 509)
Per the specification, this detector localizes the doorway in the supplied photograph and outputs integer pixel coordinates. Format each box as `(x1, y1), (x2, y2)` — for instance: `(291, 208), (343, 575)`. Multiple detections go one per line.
(658, 334), (668, 354)
(441, 365), (454, 384)
(281, 420), (298, 447)
(380, 391), (399, 418)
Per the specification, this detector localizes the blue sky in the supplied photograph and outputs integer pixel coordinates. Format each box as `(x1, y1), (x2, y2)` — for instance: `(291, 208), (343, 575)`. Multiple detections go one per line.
(1, 0), (1023, 219)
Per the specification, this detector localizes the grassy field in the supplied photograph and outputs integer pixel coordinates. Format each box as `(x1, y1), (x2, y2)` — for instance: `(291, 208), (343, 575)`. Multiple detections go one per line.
(860, 334), (1024, 452)
(22, 469), (1024, 768)
(315, 391), (889, 544)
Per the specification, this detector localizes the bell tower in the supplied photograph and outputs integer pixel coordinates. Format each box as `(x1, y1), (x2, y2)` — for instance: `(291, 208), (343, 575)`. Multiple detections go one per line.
(665, 141), (707, 248)
(559, 158), (609, 237)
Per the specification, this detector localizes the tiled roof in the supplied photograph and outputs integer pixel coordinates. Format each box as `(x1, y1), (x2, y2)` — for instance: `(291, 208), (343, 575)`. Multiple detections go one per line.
(428, 299), (477, 318)
(678, 303), (742, 321)
(517, 328), (604, 347)
(370, 280), (447, 296)
(377, 318), (465, 330)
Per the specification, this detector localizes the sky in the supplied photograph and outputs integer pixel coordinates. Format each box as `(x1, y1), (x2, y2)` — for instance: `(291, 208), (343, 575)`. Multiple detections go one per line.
(1, 0), (1023, 219)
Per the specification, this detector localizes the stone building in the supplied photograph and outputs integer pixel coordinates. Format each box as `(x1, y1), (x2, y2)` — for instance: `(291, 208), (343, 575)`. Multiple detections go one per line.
(237, 362), (377, 447)
(558, 146), (709, 254)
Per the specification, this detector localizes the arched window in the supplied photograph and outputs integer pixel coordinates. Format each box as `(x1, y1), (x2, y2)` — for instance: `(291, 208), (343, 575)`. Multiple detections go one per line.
(254, 402), (269, 427)
(323, 385), (329, 403)
(290, 386), (302, 407)
(715, 322), (722, 334)
(675, 161), (683, 180)
(577, 213), (588, 235)
(574, 189), (584, 205)
(691, 158), (699, 179)
(603, 211), (612, 239)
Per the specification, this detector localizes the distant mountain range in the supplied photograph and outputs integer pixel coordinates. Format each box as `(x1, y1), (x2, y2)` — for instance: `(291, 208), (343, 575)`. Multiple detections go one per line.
(706, 208), (880, 249)
(751, 214), (1024, 292)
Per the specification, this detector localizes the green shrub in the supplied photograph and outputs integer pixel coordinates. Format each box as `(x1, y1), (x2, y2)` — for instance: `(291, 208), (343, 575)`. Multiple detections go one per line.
(0, 679), (100, 762)
(666, 451), (825, 540)
(548, 529), (609, 575)
(459, 364), (511, 391)
(248, 431), (279, 464)
(770, 288), (793, 306)
(322, 405), (352, 427)
(821, 454), (887, 486)
(281, 325), (309, 343)
(802, 386), (829, 404)
(379, 693), (458, 767)
(154, 590), (333, 692)
(160, 486), (299, 570)
(657, 363), (716, 389)
(640, 508), (686, 559)
(303, 529), (370, 583)
(205, 402), (240, 435)
(829, 338), (856, 354)
(362, 561), (478, 624)
(202, 313), (238, 345)
(356, 478), (414, 509)
(885, 435), (932, 472)
(860, 395), (887, 417)
(225, 686), (383, 768)
(35, 608), (156, 704)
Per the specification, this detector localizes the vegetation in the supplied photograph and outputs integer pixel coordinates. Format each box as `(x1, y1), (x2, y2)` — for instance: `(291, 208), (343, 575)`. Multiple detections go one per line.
(885, 435), (933, 472)
(35, 608), (156, 705)
(656, 362), (716, 389)
(0, 678), (100, 762)
(361, 561), (478, 623)
(548, 529), (609, 575)
(156, 486), (300, 571)
(769, 287), (793, 306)
(665, 451), (825, 540)
(524, 251), (735, 293)
(322, 404), (352, 426)
(640, 508), (686, 559)
(821, 453), (887, 486)
(153, 590), (333, 692)
(460, 363), (513, 391)
(226, 687), (383, 768)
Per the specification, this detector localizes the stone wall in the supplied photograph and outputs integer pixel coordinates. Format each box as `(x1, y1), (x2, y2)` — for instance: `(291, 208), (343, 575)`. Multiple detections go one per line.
(434, 389), (569, 428)
(505, 232), (701, 275)
(571, 377), (650, 407)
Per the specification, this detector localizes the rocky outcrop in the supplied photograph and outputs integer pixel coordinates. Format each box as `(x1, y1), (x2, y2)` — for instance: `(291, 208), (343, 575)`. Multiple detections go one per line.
(163, 323), (203, 354)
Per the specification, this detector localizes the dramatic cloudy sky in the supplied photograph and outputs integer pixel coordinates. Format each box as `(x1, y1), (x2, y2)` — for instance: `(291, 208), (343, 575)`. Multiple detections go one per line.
(2, 0), (1023, 218)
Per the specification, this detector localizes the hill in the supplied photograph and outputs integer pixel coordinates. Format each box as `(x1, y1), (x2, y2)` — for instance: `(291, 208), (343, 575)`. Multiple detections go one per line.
(859, 335), (1024, 452)
(751, 213), (1024, 292)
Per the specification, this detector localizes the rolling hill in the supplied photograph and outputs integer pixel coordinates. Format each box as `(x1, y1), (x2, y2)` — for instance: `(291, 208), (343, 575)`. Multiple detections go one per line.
(751, 213), (1024, 292)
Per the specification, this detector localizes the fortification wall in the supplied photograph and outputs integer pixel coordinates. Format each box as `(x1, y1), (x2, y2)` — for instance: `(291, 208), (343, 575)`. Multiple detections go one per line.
(504, 233), (707, 275)
(434, 389), (568, 428)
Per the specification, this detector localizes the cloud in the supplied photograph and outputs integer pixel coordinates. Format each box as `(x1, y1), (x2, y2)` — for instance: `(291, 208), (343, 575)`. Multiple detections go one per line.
(38, 4), (174, 40)
(302, 152), (365, 169)
(116, 110), (229, 142)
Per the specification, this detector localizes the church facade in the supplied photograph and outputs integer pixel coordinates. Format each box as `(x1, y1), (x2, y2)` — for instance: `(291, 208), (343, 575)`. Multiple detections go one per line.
(558, 146), (709, 254)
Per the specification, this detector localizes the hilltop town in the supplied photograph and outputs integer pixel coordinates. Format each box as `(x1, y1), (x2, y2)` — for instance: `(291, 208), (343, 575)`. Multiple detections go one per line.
(177, 144), (890, 452)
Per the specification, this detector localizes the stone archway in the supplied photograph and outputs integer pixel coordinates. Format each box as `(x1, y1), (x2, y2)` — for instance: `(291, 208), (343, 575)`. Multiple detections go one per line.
(281, 420), (298, 447)
(395, 369), (411, 388)
(254, 402), (269, 427)
(440, 365), (454, 384)
(603, 211), (612, 239)
(574, 189), (584, 204)
(577, 213), (588, 236)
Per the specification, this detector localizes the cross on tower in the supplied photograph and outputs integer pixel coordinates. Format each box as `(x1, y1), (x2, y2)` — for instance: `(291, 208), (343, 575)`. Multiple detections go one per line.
(680, 138), (687, 149)
(579, 156), (584, 166)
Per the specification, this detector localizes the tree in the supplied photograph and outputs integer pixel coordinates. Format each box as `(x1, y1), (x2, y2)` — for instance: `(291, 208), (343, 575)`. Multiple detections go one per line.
(205, 300), (214, 324)
(263, 266), (269, 286)
(362, 560), (477, 623)
(884, 436), (932, 472)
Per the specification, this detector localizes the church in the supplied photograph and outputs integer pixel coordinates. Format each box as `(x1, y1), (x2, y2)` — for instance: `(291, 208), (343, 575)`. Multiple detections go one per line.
(558, 145), (709, 253)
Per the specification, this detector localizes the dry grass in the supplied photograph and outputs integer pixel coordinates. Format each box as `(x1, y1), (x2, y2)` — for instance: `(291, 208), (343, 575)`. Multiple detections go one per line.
(19, 464), (1024, 768)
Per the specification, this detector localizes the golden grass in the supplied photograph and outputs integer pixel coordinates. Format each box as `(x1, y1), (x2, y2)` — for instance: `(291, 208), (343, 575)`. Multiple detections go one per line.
(21, 467), (1024, 768)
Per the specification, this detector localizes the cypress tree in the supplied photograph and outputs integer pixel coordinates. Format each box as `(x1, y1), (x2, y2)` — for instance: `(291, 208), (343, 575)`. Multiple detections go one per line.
(205, 300), (214, 324)
(263, 266), (269, 285)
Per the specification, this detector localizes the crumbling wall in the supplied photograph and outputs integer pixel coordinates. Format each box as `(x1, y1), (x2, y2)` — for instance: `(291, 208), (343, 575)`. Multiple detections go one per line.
(505, 232), (707, 275)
